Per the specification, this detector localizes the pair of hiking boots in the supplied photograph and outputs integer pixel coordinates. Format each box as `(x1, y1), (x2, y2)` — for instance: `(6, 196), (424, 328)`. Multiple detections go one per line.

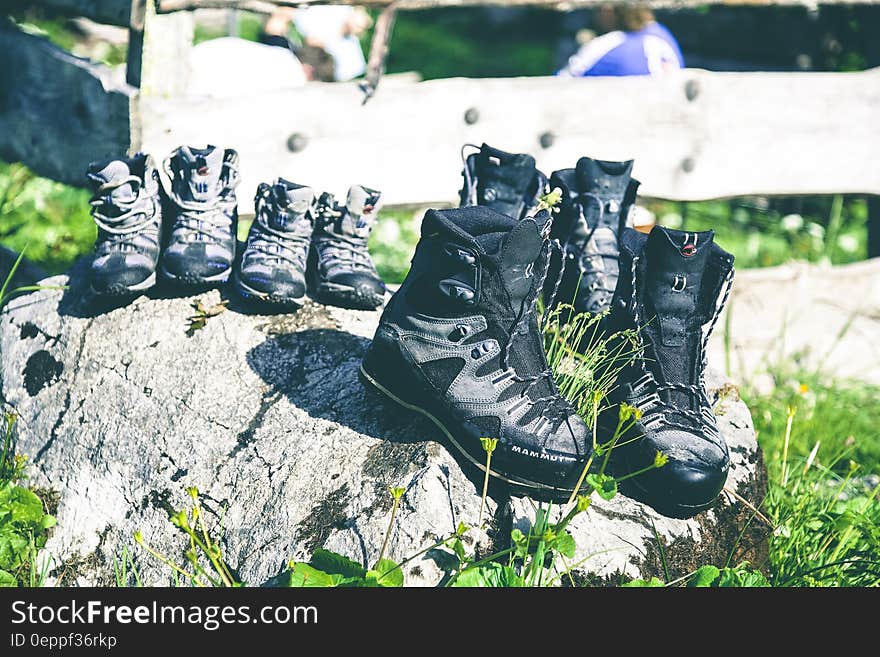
(361, 144), (735, 519)
(86, 146), (385, 310)
(87, 146), (239, 295)
(237, 180), (385, 310)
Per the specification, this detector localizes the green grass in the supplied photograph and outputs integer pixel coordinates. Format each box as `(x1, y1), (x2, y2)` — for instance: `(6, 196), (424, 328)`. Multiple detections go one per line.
(650, 196), (868, 270)
(742, 373), (880, 586)
(0, 162), (96, 275)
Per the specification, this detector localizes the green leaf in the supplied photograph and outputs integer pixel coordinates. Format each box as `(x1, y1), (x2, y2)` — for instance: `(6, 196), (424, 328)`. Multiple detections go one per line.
(369, 559), (404, 588)
(688, 565), (720, 587)
(0, 526), (30, 570)
(286, 562), (346, 587)
(510, 528), (529, 558)
(585, 473), (618, 501)
(308, 548), (366, 579)
(553, 531), (576, 559)
(452, 563), (523, 588)
(621, 576), (664, 587)
(0, 484), (45, 524)
(0, 569), (17, 587)
(40, 514), (56, 530)
(716, 565), (770, 588)
(449, 537), (466, 562)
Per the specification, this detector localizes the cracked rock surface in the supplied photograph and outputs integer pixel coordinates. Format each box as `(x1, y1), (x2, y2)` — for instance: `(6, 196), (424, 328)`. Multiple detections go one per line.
(0, 264), (768, 586)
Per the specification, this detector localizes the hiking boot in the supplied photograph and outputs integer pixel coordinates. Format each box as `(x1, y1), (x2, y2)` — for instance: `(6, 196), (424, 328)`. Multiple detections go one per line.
(549, 157), (639, 315)
(160, 145), (240, 286)
(459, 143), (548, 220)
(86, 153), (162, 296)
(310, 185), (385, 310)
(360, 206), (592, 498)
(234, 179), (314, 307)
(600, 226), (735, 519)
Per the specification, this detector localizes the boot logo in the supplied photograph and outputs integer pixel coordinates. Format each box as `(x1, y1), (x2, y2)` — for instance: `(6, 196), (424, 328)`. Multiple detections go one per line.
(681, 232), (698, 256)
(510, 445), (575, 463)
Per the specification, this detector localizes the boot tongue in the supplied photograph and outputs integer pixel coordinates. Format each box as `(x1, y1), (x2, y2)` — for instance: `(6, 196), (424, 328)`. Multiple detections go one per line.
(575, 157), (633, 190)
(269, 179), (314, 233)
(574, 157), (633, 227)
(643, 227), (714, 408)
(423, 206), (517, 255)
(476, 144), (537, 217)
(87, 160), (141, 221)
(177, 145), (224, 203)
(88, 160), (138, 202)
(336, 185), (382, 239)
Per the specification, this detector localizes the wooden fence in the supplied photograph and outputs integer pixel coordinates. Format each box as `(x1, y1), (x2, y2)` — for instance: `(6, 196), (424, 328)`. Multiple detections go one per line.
(1, 1), (879, 254)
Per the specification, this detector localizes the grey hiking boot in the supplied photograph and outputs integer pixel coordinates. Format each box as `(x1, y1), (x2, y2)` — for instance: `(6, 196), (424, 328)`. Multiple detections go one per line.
(310, 185), (386, 310)
(549, 157), (639, 315)
(360, 206), (592, 499)
(234, 179), (315, 307)
(160, 145), (240, 286)
(459, 143), (548, 220)
(86, 153), (162, 296)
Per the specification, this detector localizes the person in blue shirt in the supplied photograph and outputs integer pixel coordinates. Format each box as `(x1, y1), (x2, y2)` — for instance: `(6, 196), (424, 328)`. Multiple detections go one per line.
(557, 5), (684, 77)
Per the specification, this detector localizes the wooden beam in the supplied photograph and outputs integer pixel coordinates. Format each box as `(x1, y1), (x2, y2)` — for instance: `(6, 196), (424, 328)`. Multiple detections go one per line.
(869, 196), (880, 259)
(0, 19), (136, 187)
(156, 0), (880, 12)
(11, 1), (132, 27)
(140, 68), (880, 208)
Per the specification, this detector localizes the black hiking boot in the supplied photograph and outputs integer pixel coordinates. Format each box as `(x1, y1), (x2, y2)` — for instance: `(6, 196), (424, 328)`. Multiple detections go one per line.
(310, 185), (386, 310)
(459, 143), (548, 220)
(360, 206), (592, 498)
(86, 153), (162, 296)
(600, 226), (735, 519)
(160, 145), (240, 286)
(549, 157), (638, 315)
(234, 179), (314, 307)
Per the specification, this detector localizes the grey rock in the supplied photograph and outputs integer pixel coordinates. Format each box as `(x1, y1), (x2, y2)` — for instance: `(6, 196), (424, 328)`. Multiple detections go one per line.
(0, 266), (767, 586)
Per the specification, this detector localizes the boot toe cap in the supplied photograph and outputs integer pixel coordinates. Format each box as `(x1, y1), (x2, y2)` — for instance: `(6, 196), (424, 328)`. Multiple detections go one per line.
(619, 429), (730, 518)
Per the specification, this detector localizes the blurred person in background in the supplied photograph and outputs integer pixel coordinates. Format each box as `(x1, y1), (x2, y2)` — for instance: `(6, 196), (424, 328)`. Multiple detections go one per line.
(557, 5), (684, 77)
(260, 6), (372, 82)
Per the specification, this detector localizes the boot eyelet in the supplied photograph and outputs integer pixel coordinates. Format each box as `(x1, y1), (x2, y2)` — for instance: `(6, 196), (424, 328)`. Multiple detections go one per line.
(449, 323), (470, 341)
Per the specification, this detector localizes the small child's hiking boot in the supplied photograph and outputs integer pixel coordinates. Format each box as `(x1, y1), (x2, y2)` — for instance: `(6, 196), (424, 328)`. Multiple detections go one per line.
(310, 185), (385, 310)
(235, 179), (315, 307)
(86, 153), (162, 296)
(160, 145), (240, 286)
(459, 143), (547, 220)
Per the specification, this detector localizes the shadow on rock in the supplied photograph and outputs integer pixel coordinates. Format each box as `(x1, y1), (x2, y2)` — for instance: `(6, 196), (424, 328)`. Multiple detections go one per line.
(246, 328), (515, 500)
(246, 329), (430, 444)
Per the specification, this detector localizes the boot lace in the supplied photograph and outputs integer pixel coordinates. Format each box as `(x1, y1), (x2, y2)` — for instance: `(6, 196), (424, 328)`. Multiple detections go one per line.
(247, 185), (311, 270)
(163, 157), (239, 244)
(314, 203), (375, 273)
(90, 176), (156, 253)
(564, 194), (617, 310)
(628, 254), (735, 433)
(499, 237), (572, 432)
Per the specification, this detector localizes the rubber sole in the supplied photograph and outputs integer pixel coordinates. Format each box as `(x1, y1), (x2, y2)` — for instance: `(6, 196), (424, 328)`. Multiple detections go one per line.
(233, 273), (306, 308)
(90, 271), (157, 297)
(159, 263), (232, 286)
(314, 282), (385, 311)
(619, 475), (719, 520)
(359, 363), (577, 500)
